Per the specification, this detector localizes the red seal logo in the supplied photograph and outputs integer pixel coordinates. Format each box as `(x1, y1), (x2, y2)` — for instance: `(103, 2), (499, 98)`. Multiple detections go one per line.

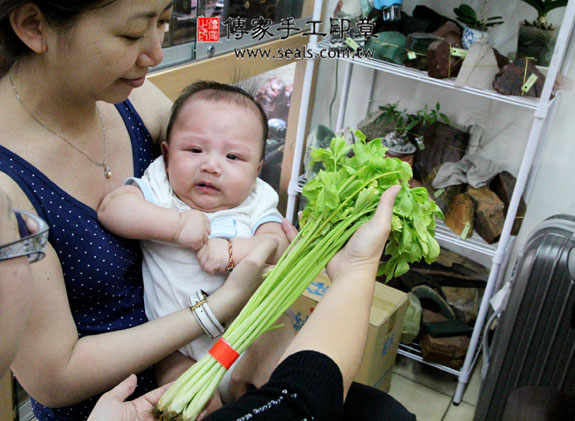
(197, 16), (220, 42)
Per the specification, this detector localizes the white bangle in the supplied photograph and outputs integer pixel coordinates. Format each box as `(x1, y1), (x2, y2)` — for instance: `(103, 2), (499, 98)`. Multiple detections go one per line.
(189, 290), (225, 339)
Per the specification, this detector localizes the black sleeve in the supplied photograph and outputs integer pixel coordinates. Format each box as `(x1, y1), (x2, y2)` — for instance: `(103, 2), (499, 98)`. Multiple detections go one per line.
(205, 350), (344, 421)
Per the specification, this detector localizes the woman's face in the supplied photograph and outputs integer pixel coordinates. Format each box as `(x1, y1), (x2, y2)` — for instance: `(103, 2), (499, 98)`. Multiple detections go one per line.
(0, 195), (33, 376)
(42, 0), (173, 103)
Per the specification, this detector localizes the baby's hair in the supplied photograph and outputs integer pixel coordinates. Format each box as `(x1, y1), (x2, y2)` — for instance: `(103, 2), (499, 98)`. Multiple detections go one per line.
(166, 81), (269, 159)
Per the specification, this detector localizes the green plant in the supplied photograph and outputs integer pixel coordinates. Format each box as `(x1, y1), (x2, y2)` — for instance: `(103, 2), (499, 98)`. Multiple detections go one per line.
(378, 102), (405, 125)
(378, 103), (418, 135)
(378, 102), (451, 135)
(416, 103), (451, 126)
(454, 3), (504, 30)
(520, 0), (568, 29)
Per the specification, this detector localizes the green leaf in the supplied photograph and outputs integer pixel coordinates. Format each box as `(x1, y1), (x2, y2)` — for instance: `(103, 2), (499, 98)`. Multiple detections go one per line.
(353, 185), (378, 214)
(454, 4), (477, 20)
(405, 119), (419, 131)
(439, 113), (451, 125)
(394, 191), (413, 216)
(301, 174), (323, 202)
(376, 262), (386, 277)
(402, 223), (412, 248)
(400, 161), (413, 182)
(391, 215), (402, 232)
(394, 259), (410, 278)
(310, 148), (334, 170)
(354, 129), (367, 143)
(317, 178), (339, 211)
(352, 140), (372, 166)
(426, 235), (441, 262)
(330, 136), (352, 167)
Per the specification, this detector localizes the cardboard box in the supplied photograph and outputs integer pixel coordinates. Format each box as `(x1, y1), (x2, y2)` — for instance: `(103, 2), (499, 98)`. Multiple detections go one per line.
(290, 272), (408, 392)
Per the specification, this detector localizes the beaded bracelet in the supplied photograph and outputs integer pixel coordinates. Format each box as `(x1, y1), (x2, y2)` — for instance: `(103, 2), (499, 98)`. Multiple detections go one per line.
(226, 239), (234, 272)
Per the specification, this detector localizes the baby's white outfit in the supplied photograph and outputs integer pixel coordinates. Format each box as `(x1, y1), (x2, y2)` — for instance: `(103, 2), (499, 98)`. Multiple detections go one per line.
(126, 156), (282, 359)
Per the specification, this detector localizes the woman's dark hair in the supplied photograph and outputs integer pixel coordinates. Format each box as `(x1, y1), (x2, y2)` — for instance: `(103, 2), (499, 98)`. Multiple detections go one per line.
(167, 81), (269, 160)
(0, 0), (117, 65)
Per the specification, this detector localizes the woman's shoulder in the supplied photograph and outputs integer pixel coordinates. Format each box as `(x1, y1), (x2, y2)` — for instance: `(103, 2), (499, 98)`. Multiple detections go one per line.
(127, 80), (172, 144)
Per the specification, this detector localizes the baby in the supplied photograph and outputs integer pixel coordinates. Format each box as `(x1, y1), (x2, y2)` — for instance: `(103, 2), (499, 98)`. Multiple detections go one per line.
(98, 81), (291, 403)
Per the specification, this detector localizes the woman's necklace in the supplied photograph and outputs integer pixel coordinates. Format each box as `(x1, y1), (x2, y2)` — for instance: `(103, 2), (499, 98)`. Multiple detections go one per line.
(9, 71), (112, 179)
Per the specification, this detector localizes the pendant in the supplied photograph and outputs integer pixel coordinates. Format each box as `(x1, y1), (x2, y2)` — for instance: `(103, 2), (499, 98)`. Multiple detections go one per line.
(104, 165), (112, 179)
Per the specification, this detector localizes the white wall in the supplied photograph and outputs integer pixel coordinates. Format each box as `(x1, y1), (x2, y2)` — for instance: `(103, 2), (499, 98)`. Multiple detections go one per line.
(308, 0), (574, 282)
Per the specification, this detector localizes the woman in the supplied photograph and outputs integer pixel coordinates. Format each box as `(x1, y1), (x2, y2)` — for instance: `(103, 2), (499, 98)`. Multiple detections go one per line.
(0, 1), (267, 418)
(0, 1), (415, 420)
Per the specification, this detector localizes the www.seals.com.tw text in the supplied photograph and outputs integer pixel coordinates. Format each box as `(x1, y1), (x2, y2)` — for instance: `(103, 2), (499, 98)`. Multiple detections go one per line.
(234, 45), (375, 60)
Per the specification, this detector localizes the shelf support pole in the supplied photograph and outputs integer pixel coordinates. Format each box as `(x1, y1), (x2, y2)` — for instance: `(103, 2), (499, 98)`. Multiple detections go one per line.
(336, 61), (354, 132)
(285, 0), (324, 223)
(453, 1), (575, 404)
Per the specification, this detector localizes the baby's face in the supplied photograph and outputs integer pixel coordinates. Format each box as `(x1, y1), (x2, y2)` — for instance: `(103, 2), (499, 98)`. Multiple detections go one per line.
(163, 98), (264, 212)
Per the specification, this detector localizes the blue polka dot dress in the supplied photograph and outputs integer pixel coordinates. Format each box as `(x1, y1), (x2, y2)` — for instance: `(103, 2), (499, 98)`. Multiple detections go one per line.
(0, 100), (157, 420)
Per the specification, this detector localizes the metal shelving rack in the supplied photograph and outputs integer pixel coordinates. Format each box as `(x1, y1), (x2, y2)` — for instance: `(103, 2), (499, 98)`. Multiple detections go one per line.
(286, 0), (575, 404)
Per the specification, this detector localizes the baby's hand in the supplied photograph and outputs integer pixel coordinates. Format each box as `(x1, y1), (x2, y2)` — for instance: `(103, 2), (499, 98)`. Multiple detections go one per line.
(197, 238), (229, 274)
(173, 210), (210, 251)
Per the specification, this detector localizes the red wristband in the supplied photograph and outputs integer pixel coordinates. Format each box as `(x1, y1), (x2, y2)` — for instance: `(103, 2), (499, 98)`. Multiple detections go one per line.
(209, 338), (239, 369)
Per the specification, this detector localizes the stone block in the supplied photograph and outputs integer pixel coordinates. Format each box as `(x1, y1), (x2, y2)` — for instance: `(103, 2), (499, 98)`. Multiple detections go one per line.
(445, 193), (474, 238)
(427, 39), (462, 79)
(489, 171), (526, 236)
(493, 58), (546, 98)
(467, 186), (505, 244)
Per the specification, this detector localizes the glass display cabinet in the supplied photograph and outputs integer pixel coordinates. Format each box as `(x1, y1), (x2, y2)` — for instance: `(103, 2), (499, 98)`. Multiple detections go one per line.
(158, 0), (198, 69)
(194, 0), (305, 60)
(164, 0), (198, 48)
(157, 0), (307, 70)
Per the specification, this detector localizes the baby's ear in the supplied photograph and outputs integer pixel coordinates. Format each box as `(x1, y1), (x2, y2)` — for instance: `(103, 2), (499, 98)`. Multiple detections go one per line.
(161, 142), (170, 169)
(257, 159), (264, 174)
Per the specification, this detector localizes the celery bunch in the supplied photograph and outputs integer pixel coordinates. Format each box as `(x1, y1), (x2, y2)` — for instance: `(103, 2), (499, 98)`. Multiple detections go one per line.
(153, 132), (442, 420)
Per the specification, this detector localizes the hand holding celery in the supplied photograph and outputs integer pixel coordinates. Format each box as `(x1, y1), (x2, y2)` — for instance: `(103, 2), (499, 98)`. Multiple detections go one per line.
(154, 132), (442, 420)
